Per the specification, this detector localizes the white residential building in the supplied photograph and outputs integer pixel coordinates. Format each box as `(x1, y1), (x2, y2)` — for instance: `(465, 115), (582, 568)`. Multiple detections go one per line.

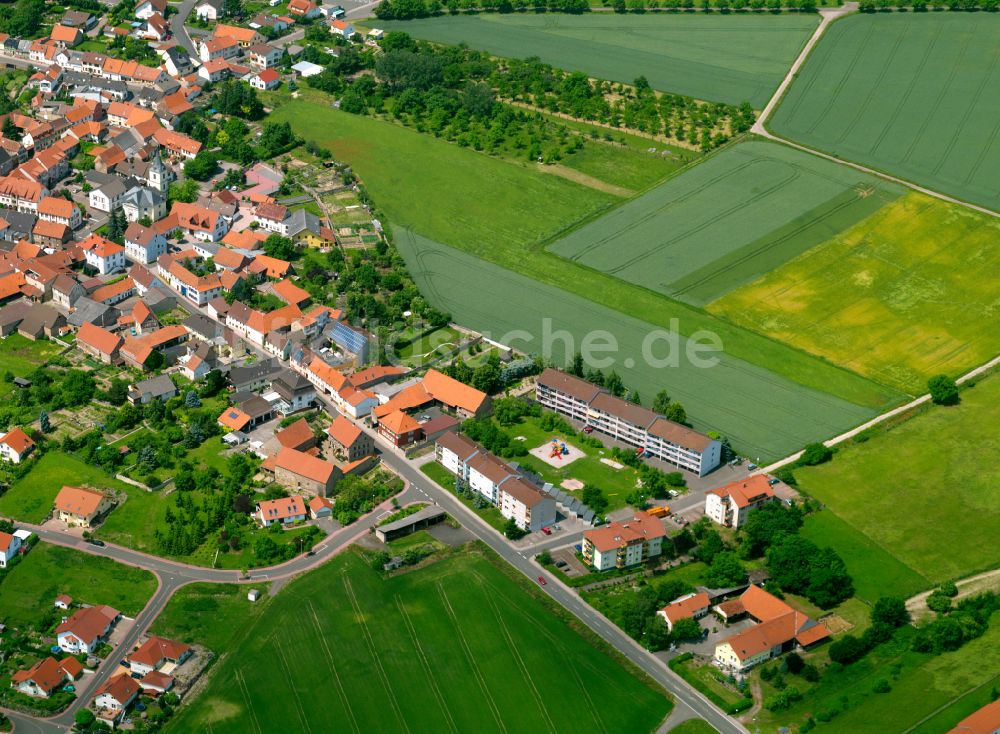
(704, 475), (778, 529)
(582, 512), (666, 571)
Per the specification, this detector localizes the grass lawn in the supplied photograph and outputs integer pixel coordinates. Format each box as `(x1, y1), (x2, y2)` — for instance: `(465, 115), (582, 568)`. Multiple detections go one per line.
(395, 325), (460, 364)
(549, 140), (903, 307)
(397, 228), (889, 462)
(667, 721), (719, 734)
(794, 372), (1000, 585)
(770, 14), (1000, 212)
(500, 414), (643, 512)
(754, 614), (1000, 733)
(377, 14), (819, 107)
(185, 436), (230, 474)
(0, 334), (62, 376)
(800, 509), (929, 603)
(558, 131), (691, 192)
(669, 656), (751, 714)
(0, 451), (134, 524)
(166, 548), (672, 733)
(0, 543), (155, 627)
(150, 582), (273, 652)
(421, 461), (507, 534)
(711, 192), (1000, 393)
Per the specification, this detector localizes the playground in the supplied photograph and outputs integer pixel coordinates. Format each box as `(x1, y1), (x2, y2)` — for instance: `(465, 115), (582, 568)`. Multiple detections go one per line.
(529, 438), (585, 469)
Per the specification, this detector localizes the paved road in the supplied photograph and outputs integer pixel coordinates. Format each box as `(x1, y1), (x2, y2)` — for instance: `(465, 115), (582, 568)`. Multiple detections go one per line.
(169, 0), (200, 55)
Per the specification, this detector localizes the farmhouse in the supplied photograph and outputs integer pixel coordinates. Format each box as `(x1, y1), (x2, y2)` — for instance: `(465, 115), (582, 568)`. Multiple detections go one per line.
(255, 495), (308, 527)
(76, 322), (123, 364)
(10, 657), (82, 698)
(274, 418), (317, 452)
(704, 475), (777, 529)
(713, 585), (829, 673)
(56, 604), (121, 653)
(581, 512), (666, 571)
(373, 368), (490, 423)
(377, 409), (423, 448)
(0, 427), (35, 463)
(536, 368), (721, 476)
(263, 446), (340, 496)
(327, 415), (374, 462)
(657, 592), (711, 632)
(53, 485), (114, 527)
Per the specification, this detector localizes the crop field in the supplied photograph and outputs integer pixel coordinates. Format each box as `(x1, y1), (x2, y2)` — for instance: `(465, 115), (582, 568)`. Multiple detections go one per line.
(548, 140), (902, 306)
(396, 228), (880, 461)
(770, 14), (1000, 212)
(711, 193), (1000, 393)
(377, 15), (818, 106)
(166, 549), (671, 734)
(0, 543), (155, 628)
(794, 372), (1000, 585)
(274, 101), (906, 459)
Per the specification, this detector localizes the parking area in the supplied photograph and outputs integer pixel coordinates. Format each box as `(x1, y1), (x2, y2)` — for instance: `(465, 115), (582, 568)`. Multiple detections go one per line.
(549, 546), (588, 578)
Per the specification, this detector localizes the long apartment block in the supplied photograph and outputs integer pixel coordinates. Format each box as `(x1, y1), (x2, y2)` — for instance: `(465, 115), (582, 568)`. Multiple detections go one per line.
(535, 368), (721, 476)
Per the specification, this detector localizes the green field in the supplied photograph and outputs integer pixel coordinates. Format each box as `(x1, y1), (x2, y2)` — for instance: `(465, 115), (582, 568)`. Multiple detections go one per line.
(549, 140), (903, 306)
(0, 451), (133, 524)
(711, 192), (1000, 392)
(398, 228), (881, 461)
(800, 509), (929, 602)
(794, 372), (1000, 584)
(271, 100), (905, 459)
(267, 101), (616, 252)
(378, 14), (819, 106)
(756, 614), (1000, 733)
(668, 721), (719, 734)
(150, 582), (273, 652)
(0, 543), (155, 628)
(166, 549), (672, 733)
(770, 14), (1000, 212)
(0, 334), (63, 376)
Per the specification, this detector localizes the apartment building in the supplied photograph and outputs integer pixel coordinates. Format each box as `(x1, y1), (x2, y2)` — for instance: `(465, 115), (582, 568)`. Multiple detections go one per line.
(581, 511), (666, 571)
(535, 368), (721, 476)
(705, 475), (777, 529)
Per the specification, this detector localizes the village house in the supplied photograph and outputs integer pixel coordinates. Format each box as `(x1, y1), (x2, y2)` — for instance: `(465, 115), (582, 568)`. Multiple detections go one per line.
(127, 636), (191, 676)
(254, 495), (308, 527)
(0, 427), (35, 464)
(53, 485), (114, 527)
(377, 409), (423, 448)
(250, 68), (281, 91)
(37, 195), (81, 229)
(0, 530), (22, 568)
(10, 657), (82, 698)
(56, 604), (121, 653)
(127, 374), (178, 405)
(124, 222), (168, 264)
(92, 673), (141, 724)
(657, 592), (711, 632)
(80, 233), (126, 275)
(274, 418), (317, 453)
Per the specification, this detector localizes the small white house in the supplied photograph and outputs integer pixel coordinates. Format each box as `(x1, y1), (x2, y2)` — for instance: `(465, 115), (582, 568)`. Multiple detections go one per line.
(368, 28), (384, 40)
(250, 68), (281, 91)
(0, 531), (22, 568)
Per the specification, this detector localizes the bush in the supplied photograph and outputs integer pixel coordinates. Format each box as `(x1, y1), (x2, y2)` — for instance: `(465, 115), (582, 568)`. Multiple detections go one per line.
(829, 634), (867, 665)
(873, 679), (891, 694)
(784, 652), (804, 674)
(798, 442), (833, 466)
(765, 685), (802, 712)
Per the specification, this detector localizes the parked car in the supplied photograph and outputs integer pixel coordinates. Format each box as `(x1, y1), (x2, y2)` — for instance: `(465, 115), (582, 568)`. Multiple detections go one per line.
(768, 478), (780, 486)
(541, 527), (551, 535)
(86, 538), (105, 547)
(583, 425), (594, 434)
(537, 576), (547, 586)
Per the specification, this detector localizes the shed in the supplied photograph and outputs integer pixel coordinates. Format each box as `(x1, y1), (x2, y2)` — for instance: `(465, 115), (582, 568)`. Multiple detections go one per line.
(247, 589), (261, 602)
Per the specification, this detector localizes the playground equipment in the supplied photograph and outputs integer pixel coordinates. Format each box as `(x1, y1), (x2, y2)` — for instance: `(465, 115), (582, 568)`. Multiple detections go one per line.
(549, 439), (570, 460)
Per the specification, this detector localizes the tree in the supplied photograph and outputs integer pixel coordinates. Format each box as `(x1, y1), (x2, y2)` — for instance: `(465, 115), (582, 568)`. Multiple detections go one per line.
(580, 484), (608, 514)
(740, 502), (802, 558)
(767, 535), (819, 592)
(106, 378), (129, 406)
(704, 551), (746, 587)
(806, 548), (854, 608)
(871, 597), (909, 630)
(185, 390), (201, 408)
(39, 410), (50, 433)
(503, 518), (527, 540)
(184, 423), (205, 448)
(642, 615), (672, 650)
(671, 617), (703, 641)
(663, 402), (687, 425)
(184, 151), (218, 181)
(926, 591), (953, 614)
(258, 121), (300, 158)
(168, 179), (199, 204)
(694, 529), (725, 564)
(604, 371), (625, 397)
(653, 389), (671, 414)
(263, 234), (296, 261)
(2, 116), (17, 140)
(928, 374), (960, 406)
(828, 634), (867, 664)
(75, 709), (96, 728)
(61, 370), (96, 407)
(621, 587), (659, 638)
(570, 351), (584, 377)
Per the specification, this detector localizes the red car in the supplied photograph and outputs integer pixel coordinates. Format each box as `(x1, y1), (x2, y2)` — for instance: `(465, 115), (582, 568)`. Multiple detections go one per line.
(583, 425), (594, 434)
(541, 527), (552, 535)
(537, 576), (547, 586)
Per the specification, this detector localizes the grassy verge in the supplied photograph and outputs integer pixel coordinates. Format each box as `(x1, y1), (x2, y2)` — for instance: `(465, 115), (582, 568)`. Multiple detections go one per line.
(420, 461), (507, 534)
